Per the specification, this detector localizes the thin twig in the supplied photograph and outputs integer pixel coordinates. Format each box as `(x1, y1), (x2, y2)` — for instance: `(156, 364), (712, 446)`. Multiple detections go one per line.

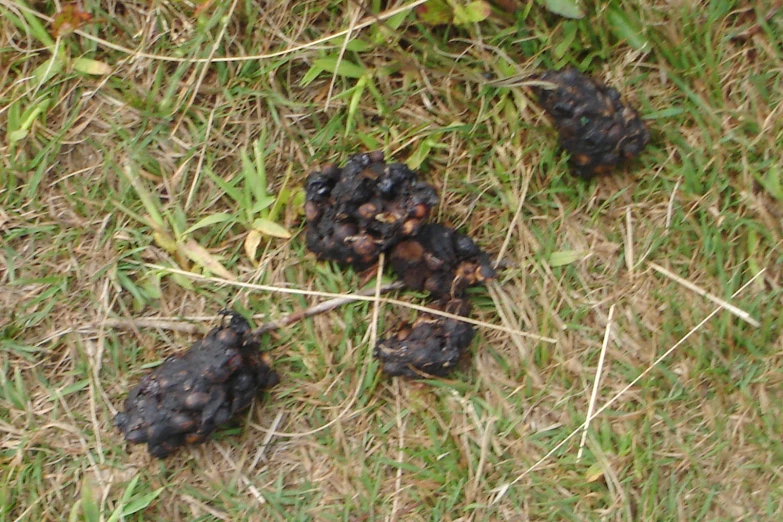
(92, 282), (405, 337)
(249, 281), (404, 339)
(144, 264), (557, 342)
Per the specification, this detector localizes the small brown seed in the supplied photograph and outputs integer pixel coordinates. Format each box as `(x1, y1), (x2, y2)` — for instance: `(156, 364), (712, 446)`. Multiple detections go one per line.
(412, 203), (429, 219)
(352, 235), (376, 256)
(391, 241), (424, 263)
(362, 168), (379, 180)
(358, 202), (377, 219)
(396, 326), (412, 341)
(184, 392), (211, 409)
(401, 218), (420, 236)
(368, 150), (384, 163)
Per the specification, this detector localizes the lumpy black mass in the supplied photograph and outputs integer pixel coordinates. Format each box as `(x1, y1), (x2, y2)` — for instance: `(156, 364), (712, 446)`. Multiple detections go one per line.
(534, 67), (650, 178)
(114, 312), (278, 458)
(304, 151), (439, 271)
(374, 299), (475, 378)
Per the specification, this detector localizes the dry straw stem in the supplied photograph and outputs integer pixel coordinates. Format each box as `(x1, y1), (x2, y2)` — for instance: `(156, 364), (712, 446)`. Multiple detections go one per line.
(146, 264), (558, 343)
(5, 0), (429, 63)
(576, 304), (614, 462)
(492, 268), (766, 503)
(93, 281), (406, 337)
(648, 262), (760, 327)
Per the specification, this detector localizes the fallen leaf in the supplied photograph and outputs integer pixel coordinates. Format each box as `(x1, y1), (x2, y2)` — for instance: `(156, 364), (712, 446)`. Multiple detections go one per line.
(252, 217), (292, 239)
(548, 250), (587, 267)
(415, 0), (452, 26)
(244, 229), (262, 262)
(179, 239), (235, 280)
(585, 462), (605, 483)
(73, 57), (112, 75)
(541, 0), (585, 19)
(454, 1), (492, 25)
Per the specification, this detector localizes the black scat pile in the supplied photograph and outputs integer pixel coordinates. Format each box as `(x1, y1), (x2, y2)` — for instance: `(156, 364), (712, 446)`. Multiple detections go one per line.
(114, 313), (279, 458)
(304, 151), (439, 270)
(534, 67), (650, 178)
(374, 299), (475, 378)
(389, 223), (495, 301)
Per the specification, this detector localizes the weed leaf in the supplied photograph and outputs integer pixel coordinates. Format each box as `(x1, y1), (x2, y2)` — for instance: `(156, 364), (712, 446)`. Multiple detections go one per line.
(542, 0), (585, 19)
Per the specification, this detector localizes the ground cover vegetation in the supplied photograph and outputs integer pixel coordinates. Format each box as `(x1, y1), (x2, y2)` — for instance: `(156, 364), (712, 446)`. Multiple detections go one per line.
(0, 0), (781, 520)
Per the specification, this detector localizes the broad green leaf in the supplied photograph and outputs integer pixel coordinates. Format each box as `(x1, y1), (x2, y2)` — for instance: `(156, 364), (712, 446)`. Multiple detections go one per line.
(251, 196), (276, 215)
(346, 75), (369, 135)
(8, 98), (53, 143)
(168, 271), (194, 290)
(73, 57), (112, 75)
(291, 188), (306, 216)
(121, 487), (164, 516)
(252, 217), (291, 239)
(60, 379), (89, 397)
(152, 230), (178, 254)
(313, 57), (366, 79)
(31, 55), (65, 85)
(607, 7), (649, 51)
(643, 107), (684, 120)
(244, 229), (262, 262)
(80, 478), (100, 522)
(554, 21), (579, 59)
(183, 213), (234, 236)
(328, 37), (373, 52)
(299, 64), (324, 87)
(204, 166), (242, 204)
(541, 0), (585, 19)
(415, 0), (451, 25)
(121, 165), (165, 229)
(15, 0), (55, 46)
(106, 476), (139, 522)
(179, 239), (235, 280)
(386, 9), (411, 30)
(548, 250), (586, 267)
(68, 500), (82, 522)
(585, 462), (604, 483)
(8, 129), (28, 143)
(252, 134), (268, 202)
(453, 2), (491, 25)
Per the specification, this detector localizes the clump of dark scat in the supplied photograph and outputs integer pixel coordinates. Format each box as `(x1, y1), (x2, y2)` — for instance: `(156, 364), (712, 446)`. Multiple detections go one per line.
(389, 223), (495, 301)
(304, 151), (439, 271)
(304, 152), (495, 379)
(533, 67), (650, 178)
(114, 312), (278, 458)
(374, 299), (475, 378)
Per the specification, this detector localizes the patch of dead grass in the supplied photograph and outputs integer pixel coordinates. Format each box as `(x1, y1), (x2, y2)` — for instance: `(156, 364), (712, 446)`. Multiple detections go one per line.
(1, 0), (781, 520)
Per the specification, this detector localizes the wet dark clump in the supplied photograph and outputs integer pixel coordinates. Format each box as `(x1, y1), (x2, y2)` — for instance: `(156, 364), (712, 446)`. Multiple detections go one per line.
(304, 151), (439, 270)
(114, 312), (278, 458)
(534, 67), (650, 178)
(389, 223), (495, 300)
(374, 299), (474, 378)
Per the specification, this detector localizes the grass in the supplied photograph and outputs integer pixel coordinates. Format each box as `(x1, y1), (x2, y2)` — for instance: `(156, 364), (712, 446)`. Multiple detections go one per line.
(1, 0), (781, 520)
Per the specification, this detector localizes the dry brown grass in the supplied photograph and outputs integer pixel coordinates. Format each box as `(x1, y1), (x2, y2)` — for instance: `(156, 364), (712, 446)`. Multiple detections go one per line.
(1, 1), (782, 521)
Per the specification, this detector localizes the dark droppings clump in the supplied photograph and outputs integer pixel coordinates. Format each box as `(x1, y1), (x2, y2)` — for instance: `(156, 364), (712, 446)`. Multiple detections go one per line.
(304, 151), (439, 270)
(534, 67), (650, 178)
(114, 312), (278, 458)
(389, 223), (495, 300)
(374, 299), (474, 378)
